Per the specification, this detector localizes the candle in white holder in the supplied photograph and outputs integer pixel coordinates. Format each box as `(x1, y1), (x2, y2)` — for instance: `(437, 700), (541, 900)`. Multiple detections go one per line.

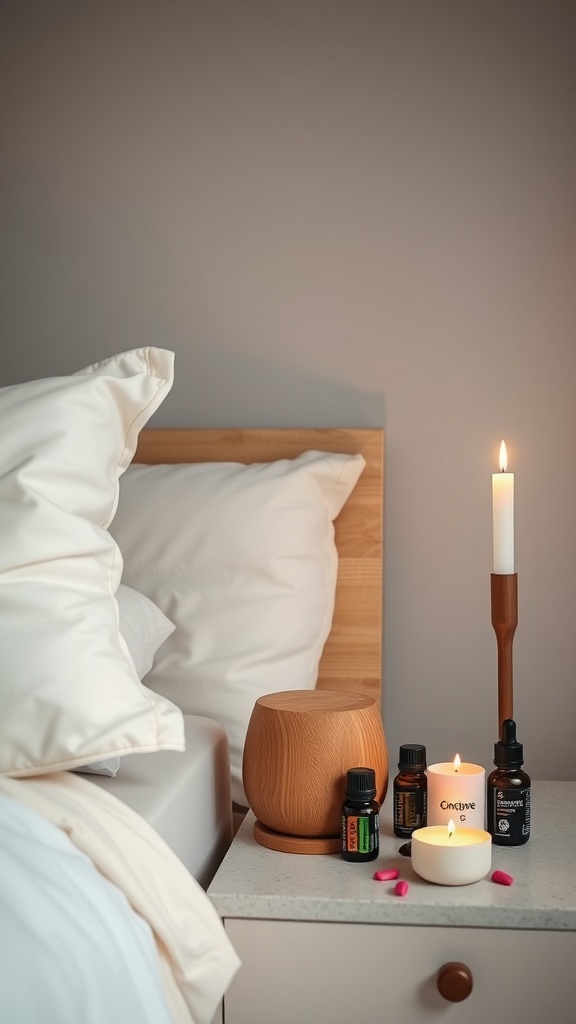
(412, 820), (492, 886)
(492, 439), (514, 574)
(427, 755), (486, 830)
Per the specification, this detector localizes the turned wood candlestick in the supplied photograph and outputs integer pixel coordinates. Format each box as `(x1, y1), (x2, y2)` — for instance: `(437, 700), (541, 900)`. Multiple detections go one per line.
(490, 573), (518, 730)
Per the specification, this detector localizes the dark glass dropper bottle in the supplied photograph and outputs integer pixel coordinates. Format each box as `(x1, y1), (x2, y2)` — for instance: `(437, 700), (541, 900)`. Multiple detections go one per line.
(487, 719), (530, 846)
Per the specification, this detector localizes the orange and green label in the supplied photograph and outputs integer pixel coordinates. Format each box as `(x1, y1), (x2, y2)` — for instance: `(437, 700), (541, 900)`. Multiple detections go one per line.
(344, 814), (378, 854)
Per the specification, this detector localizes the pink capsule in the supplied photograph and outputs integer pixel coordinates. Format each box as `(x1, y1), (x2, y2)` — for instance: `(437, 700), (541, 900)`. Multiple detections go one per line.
(492, 869), (514, 886)
(373, 868), (400, 882)
(394, 880), (409, 897)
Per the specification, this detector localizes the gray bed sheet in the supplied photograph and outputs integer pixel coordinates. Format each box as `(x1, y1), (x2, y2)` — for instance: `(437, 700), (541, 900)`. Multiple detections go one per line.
(89, 714), (233, 888)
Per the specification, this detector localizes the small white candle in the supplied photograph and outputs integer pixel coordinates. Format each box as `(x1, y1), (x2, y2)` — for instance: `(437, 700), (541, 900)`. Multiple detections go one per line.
(492, 440), (514, 574)
(427, 756), (486, 830)
(412, 820), (492, 886)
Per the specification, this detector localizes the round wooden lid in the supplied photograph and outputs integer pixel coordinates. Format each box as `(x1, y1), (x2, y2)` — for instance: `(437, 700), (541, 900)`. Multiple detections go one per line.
(254, 689), (375, 714)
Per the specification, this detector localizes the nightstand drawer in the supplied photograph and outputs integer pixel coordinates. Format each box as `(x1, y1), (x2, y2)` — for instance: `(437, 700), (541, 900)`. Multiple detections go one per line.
(223, 919), (576, 1024)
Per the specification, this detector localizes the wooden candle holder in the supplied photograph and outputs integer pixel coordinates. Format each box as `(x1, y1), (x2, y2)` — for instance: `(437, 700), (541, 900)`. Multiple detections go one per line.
(490, 573), (518, 730)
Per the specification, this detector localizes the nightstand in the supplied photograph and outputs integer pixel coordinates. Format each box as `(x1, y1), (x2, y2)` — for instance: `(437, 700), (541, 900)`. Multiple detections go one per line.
(208, 781), (576, 1023)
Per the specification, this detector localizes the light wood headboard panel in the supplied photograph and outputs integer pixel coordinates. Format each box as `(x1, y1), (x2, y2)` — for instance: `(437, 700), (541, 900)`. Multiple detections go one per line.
(135, 428), (384, 707)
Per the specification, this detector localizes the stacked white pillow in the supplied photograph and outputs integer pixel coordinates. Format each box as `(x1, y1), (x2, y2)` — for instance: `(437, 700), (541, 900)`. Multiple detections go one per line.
(116, 583), (176, 682)
(111, 451), (366, 806)
(0, 348), (184, 777)
(77, 585), (176, 777)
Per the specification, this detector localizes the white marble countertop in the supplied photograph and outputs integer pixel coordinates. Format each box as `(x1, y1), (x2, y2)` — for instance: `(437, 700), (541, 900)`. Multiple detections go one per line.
(208, 781), (576, 930)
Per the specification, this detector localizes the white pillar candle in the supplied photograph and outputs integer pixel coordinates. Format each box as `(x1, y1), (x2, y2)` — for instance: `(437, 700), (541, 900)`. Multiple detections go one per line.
(412, 821), (492, 886)
(492, 440), (514, 574)
(427, 756), (486, 830)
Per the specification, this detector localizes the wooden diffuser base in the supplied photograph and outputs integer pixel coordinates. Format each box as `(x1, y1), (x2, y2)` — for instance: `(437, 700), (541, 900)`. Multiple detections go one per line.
(252, 820), (342, 855)
(242, 689), (389, 855)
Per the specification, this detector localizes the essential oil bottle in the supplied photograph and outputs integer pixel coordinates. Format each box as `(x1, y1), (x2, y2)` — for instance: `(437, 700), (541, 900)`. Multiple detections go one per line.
(393, 743), (427, 838)
(341, 767), (380, 861)
(487, 719), (530, 846)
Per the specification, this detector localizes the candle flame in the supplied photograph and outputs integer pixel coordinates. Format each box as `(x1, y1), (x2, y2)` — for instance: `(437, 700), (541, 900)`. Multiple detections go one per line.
(447, 819), (455, 839)
(499, 440), (508, 473)
(453, 753), (461, 772)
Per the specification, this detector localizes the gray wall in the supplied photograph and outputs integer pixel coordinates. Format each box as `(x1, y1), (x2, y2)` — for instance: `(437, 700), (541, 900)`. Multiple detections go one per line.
(1, 1), (575, 780)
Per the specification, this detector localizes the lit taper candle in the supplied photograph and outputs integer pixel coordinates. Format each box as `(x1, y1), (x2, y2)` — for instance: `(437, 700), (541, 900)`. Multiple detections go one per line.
(492, 440), (514, 574)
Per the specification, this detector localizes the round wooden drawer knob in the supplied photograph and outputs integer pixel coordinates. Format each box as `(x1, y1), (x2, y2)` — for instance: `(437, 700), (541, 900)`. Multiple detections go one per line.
(436, 962), (474, 1002)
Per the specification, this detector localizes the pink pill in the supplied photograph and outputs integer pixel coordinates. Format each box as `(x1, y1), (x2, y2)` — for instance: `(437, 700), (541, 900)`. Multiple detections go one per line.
(492, 869), (514, 886)
(373, 868), (400, 882)
(394, 880), (409, 897)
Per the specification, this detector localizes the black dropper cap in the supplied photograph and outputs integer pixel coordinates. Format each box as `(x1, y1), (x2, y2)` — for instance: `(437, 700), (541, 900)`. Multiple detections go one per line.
(494, 719), (524, 769)
(398, 743), (427, 772)
(345, 767), (376, 801)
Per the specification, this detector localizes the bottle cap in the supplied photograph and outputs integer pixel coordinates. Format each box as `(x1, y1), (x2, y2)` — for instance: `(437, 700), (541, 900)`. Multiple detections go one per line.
(345, 767), (376, 800)
(397, 743), (427, 772)
(494, 719), (524, 768)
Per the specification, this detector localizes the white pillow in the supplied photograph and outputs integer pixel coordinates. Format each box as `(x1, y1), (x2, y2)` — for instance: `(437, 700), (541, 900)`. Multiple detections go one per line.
(110, 451), (365, 805)
(75, 585), (176, 778)
(0, 348), (185, 777)
(74, 757), (122, 778)
(116, 583), (176, 681)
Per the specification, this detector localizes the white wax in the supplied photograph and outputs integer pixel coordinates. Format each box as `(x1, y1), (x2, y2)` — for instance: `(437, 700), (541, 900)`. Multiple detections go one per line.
(412, 825), (492, 886)
(492, 470), (514, 574)
(427, 762), (486, 830)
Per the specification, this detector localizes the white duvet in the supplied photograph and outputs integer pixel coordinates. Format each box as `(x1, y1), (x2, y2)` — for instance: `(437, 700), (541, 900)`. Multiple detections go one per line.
(0, 772), (240, 1024)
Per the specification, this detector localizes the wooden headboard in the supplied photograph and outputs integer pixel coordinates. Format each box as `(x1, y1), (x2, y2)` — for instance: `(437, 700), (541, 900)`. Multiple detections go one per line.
(135, 428), (384, 707)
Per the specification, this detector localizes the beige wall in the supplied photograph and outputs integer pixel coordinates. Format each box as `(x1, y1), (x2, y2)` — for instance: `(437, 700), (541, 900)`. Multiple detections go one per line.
(1, 1), (575, 780)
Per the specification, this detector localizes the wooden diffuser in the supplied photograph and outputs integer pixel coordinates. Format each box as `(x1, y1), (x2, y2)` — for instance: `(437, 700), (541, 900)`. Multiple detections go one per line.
(242, 689), (389, 854)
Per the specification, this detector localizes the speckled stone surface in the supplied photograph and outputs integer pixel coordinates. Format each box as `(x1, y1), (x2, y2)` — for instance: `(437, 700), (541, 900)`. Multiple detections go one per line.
(208, 781), (576, 930)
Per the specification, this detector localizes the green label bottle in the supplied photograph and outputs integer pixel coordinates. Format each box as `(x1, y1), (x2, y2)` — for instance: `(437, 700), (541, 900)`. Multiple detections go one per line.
(341, 767), (380, 862)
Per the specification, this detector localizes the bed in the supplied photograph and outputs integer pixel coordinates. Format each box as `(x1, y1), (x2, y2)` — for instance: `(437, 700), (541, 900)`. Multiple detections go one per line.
(0, 348), (384, 1024)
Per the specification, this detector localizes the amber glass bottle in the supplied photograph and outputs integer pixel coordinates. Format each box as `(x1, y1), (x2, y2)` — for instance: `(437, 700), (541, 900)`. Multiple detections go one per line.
(393, 743), (427, 838)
